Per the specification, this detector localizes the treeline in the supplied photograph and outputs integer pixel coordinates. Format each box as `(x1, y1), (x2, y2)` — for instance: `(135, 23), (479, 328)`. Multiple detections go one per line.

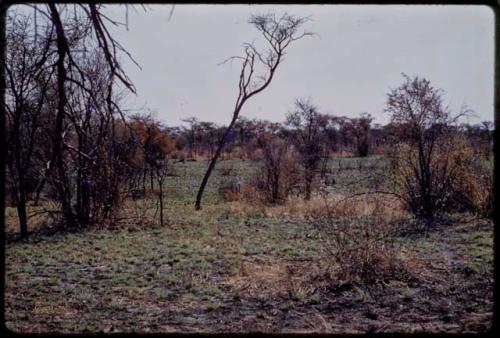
(166, 112), (493, 163)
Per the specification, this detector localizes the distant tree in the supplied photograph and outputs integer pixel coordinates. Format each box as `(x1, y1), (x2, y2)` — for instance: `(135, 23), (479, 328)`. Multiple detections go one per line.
(129, 114), (174, 192)
(318, 115), (339, 181)
(286, 98), (327, 200)
(181, 117), (200, 159)
(343, 113), (373, 157)
(195, 13), (312, 210)
(197, 121), (218, 158)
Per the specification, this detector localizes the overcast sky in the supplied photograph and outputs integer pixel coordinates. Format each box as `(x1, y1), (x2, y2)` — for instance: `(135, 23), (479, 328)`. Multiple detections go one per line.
(75, 5), (496, 126)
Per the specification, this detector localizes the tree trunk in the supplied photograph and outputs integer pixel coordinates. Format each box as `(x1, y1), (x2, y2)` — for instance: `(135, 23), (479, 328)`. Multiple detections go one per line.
(304, 170), (312, 201)
(17, 181), (28, 239)
(159, 180), (164, 226)
(195, 111), (240, 210)
(33, 170), (48, 206)
(150, 169), (154, 191)
(49, 3), (78, 230)
(12, 117), (29, 238)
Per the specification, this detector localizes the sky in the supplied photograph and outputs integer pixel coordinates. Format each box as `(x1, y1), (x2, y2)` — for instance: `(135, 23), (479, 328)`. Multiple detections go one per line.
(13, 4), (495, 127)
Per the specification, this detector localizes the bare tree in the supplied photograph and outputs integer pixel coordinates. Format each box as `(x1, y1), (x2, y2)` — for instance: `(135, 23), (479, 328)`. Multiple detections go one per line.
(384, 74), (468, 221)
(318, 115), (339, 181)
(286, 98), (327, 200)
(194, 13), (312, 210)
(343, 113), (373, 157)
(4, 11), (54, 238)
(154, 157), (169, 226)
(42, 4), (138, 229)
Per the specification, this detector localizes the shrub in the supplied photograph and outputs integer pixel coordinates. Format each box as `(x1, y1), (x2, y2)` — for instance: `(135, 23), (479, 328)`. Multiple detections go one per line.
(218, 164), (234, 176)
(254, 137), (301, 204)
(384, 74), (472, 222)
(450, 154), (493, 218)
(308, 195), (409, 286)
(171, 150), (186, 162)
(218, 177), (242, 202)
(387, 134), (492, 220)
(312, 216), (409, 286)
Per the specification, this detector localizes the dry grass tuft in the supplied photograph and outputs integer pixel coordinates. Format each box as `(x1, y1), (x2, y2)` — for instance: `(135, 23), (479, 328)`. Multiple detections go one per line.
(228, 192), (407, 224)
(222, 263), (290, 298)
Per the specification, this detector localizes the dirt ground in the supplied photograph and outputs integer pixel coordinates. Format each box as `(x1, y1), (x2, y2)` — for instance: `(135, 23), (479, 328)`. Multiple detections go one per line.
(4, 208), (493, 333)
(4, 158), (494, 333)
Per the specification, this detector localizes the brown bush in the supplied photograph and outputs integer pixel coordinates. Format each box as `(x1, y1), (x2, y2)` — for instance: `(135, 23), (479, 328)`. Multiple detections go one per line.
(309, 196), (409, 286)
(387, 134), (493, 220)
(218, 177), (242, 202)
(249, 148), (264, 161)
(220, 189), (240, 202)
(239, 184), (267, 204)
(254, 137), (301, 204)
(318, 219), (408, 285)
(171, 150), (186, 162)
(231, 146), (247, 160)
(218, 164), (234, 176)
(450, 154), (493, 218)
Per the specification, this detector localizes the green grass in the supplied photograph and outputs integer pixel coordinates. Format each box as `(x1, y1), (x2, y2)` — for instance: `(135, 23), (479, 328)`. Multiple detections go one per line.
(4, 156), (494, 333)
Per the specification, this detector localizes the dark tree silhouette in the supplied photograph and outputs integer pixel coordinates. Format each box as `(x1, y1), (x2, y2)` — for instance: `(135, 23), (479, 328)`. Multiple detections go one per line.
(4, 11), (53, 238)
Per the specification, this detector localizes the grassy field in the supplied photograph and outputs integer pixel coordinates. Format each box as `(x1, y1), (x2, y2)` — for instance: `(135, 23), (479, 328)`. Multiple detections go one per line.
(4, 156), (494, 333)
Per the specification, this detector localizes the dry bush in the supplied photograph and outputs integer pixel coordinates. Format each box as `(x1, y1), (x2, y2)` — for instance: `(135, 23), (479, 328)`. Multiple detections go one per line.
(388, 135), (492, 220)
(387, 135), (461, 220)
(220, 189), (240, 202)
(114, 198), (158, 230)
(218, 177), (242, 202)
(249, 148), (264, 161)
(231, 146), (247, 159)
(224, 263), (289, 299)
(226, 185), (268, 216)
(171, 150), (186, 162)
(266, 193), (405, 222)
(254, 137), (301, 204)
(450, 154), (493, 218)
(227, 190), (408, 225)
(220, 180), (269, 206)
(308, 196), (409, 286)
(317, 219), (408, 285)
(223, 261), (320, 302)
(240, 183), (267, 203)
(312, 193), (407, 223)
(218, 164), (234, 176)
